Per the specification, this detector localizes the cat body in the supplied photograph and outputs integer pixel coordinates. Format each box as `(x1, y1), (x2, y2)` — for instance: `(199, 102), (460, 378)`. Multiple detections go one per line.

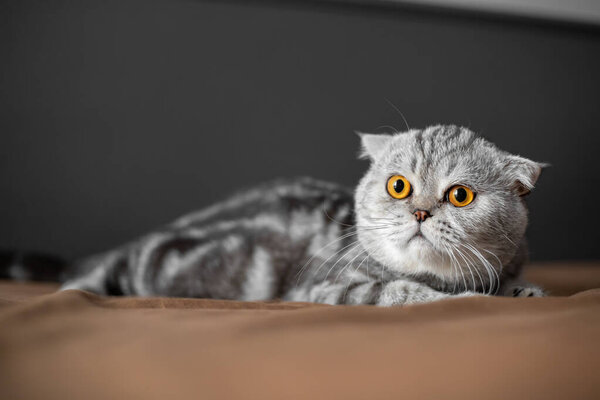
(4, 125), (546, 304)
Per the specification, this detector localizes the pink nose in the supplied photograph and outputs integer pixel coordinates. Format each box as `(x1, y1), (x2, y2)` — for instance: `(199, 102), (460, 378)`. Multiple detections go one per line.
(414, 210), (431, 222)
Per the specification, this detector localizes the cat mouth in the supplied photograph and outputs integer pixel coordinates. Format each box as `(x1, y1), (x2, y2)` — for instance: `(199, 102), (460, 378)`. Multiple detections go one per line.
(408, 230), (433, 246)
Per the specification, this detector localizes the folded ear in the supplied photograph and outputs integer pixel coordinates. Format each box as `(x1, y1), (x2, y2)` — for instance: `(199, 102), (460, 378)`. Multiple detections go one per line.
(505, 155), (549, 196)
(357, 133), (393, 161)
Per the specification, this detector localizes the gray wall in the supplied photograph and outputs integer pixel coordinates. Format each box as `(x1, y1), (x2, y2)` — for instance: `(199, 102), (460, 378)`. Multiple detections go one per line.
(1, 0), (599, 261)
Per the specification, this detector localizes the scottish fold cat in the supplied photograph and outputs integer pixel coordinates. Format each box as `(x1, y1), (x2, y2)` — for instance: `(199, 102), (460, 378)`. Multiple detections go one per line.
(3, 125), (545, 305)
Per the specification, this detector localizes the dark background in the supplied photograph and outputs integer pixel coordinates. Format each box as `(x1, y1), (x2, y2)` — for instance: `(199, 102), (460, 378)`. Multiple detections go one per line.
(1, 0), (599, 261)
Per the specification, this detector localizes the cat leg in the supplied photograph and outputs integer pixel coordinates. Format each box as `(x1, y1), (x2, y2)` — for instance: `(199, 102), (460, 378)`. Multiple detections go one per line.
(376, 280), (480, 306)
(283, 280), (372, 305)
(60, 251), (130, 296)
(60, 265), (111, 294)
(287, 279), (480, 306)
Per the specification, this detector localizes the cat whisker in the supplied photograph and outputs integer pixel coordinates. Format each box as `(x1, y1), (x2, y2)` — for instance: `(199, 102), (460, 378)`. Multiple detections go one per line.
(357, 224), (403, 230)
(375, 125), (400, 134)
(296, 223), (396, 284)
(327, 230), (390, 283)
(295, 229), (362, 285)
(449, 243), (476, 292)
(309, 240), (359, 282)
(322, 205), (354, 228)
(340, 240), (382, 300)
(382, 205), (405, 219)
(481, 248), (504, 275)
(481, 248), (503, 295)
(345, 253), (372, 296)
(363, 217), (402, 224)
(453, 244), (485, 293)
(488, 225), (519, 249)
(333, 234), (384, 286)
(447, 246), (459, 294)
(384, 98), (410, 131)
(502, 234), (518, 248)
(441, 242), (459, 293)
(461, 243), (500, 295)
(323, 241), (364, 282)
(459, 243), (491, 294)
(445, 243), (468, 292)
(333, 247), (368, 287)
(481, 250), (501, 294)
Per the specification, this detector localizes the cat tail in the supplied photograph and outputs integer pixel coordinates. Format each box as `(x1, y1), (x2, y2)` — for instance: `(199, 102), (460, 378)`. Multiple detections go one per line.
(0, 250), (70, 283)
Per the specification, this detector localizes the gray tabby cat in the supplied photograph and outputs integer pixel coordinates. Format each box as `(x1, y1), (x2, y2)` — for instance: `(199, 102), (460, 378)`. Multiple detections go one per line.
(4, 125), (546, 305)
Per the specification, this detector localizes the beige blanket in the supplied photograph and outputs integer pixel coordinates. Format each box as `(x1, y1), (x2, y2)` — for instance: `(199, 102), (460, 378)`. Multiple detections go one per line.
(1, 263), (599, 400)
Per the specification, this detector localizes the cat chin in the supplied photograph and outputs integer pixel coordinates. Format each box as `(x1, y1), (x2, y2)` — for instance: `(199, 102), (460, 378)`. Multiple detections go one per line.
(374, 238), (456, 280)
(403, 246), (456, 279)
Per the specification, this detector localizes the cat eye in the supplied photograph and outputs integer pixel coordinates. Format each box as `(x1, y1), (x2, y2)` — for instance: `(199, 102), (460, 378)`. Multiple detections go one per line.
(386, 175), (412, 199)
(447, 185), (475, 207)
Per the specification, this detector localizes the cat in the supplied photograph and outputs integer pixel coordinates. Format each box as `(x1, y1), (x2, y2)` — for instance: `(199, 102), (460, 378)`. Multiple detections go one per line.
(1, 125), (546, 305)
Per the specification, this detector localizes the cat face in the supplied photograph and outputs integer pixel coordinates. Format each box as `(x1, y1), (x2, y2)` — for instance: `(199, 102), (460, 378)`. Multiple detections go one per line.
(354, 125), (545, 291)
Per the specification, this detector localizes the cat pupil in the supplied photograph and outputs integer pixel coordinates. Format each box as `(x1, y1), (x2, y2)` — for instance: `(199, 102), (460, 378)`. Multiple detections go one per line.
(455, 188), (467, 202)
(393, 179), (404, 193)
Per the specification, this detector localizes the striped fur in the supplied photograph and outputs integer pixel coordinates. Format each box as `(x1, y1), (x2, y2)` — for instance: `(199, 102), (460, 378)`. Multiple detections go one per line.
(61, 177), (451, 305)
(7, 126), (547, 305)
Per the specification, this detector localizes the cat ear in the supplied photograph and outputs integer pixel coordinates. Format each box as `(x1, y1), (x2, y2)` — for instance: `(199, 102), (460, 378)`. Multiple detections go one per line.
(505, 155), (549, 196)
(356, 133), (393, 161)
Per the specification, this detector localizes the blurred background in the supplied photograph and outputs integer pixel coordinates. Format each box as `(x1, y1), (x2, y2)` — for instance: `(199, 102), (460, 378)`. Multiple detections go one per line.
(1, 0), (599, 262)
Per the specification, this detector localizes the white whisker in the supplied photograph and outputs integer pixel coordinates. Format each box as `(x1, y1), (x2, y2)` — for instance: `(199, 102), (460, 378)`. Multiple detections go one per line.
(453, 244), (485, 293)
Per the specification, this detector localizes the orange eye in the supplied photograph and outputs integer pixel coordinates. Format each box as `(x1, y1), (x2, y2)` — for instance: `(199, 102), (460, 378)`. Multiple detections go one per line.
(448, 185), (475, 207)
(386, 175), (412, 199)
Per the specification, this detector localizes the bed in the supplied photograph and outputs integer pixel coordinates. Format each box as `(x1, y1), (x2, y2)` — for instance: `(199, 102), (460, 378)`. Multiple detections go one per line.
(1, 262), (599, 399)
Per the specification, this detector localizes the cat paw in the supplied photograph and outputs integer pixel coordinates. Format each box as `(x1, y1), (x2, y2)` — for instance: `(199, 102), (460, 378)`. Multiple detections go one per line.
(454, 291), (486, 298)
(377, 281), (449, 306)
(511, 286), (545, 298)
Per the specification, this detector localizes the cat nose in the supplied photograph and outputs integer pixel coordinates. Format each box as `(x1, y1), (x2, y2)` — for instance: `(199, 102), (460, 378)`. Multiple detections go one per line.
(413, 209), (431, 223)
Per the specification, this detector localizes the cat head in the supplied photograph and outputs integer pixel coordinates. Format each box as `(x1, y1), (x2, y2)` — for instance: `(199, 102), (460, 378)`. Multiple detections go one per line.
(354, 125), (546, 292)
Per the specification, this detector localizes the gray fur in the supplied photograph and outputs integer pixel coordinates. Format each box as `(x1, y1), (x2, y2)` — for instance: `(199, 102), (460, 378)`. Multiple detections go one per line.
(57, 125), (545, 305)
